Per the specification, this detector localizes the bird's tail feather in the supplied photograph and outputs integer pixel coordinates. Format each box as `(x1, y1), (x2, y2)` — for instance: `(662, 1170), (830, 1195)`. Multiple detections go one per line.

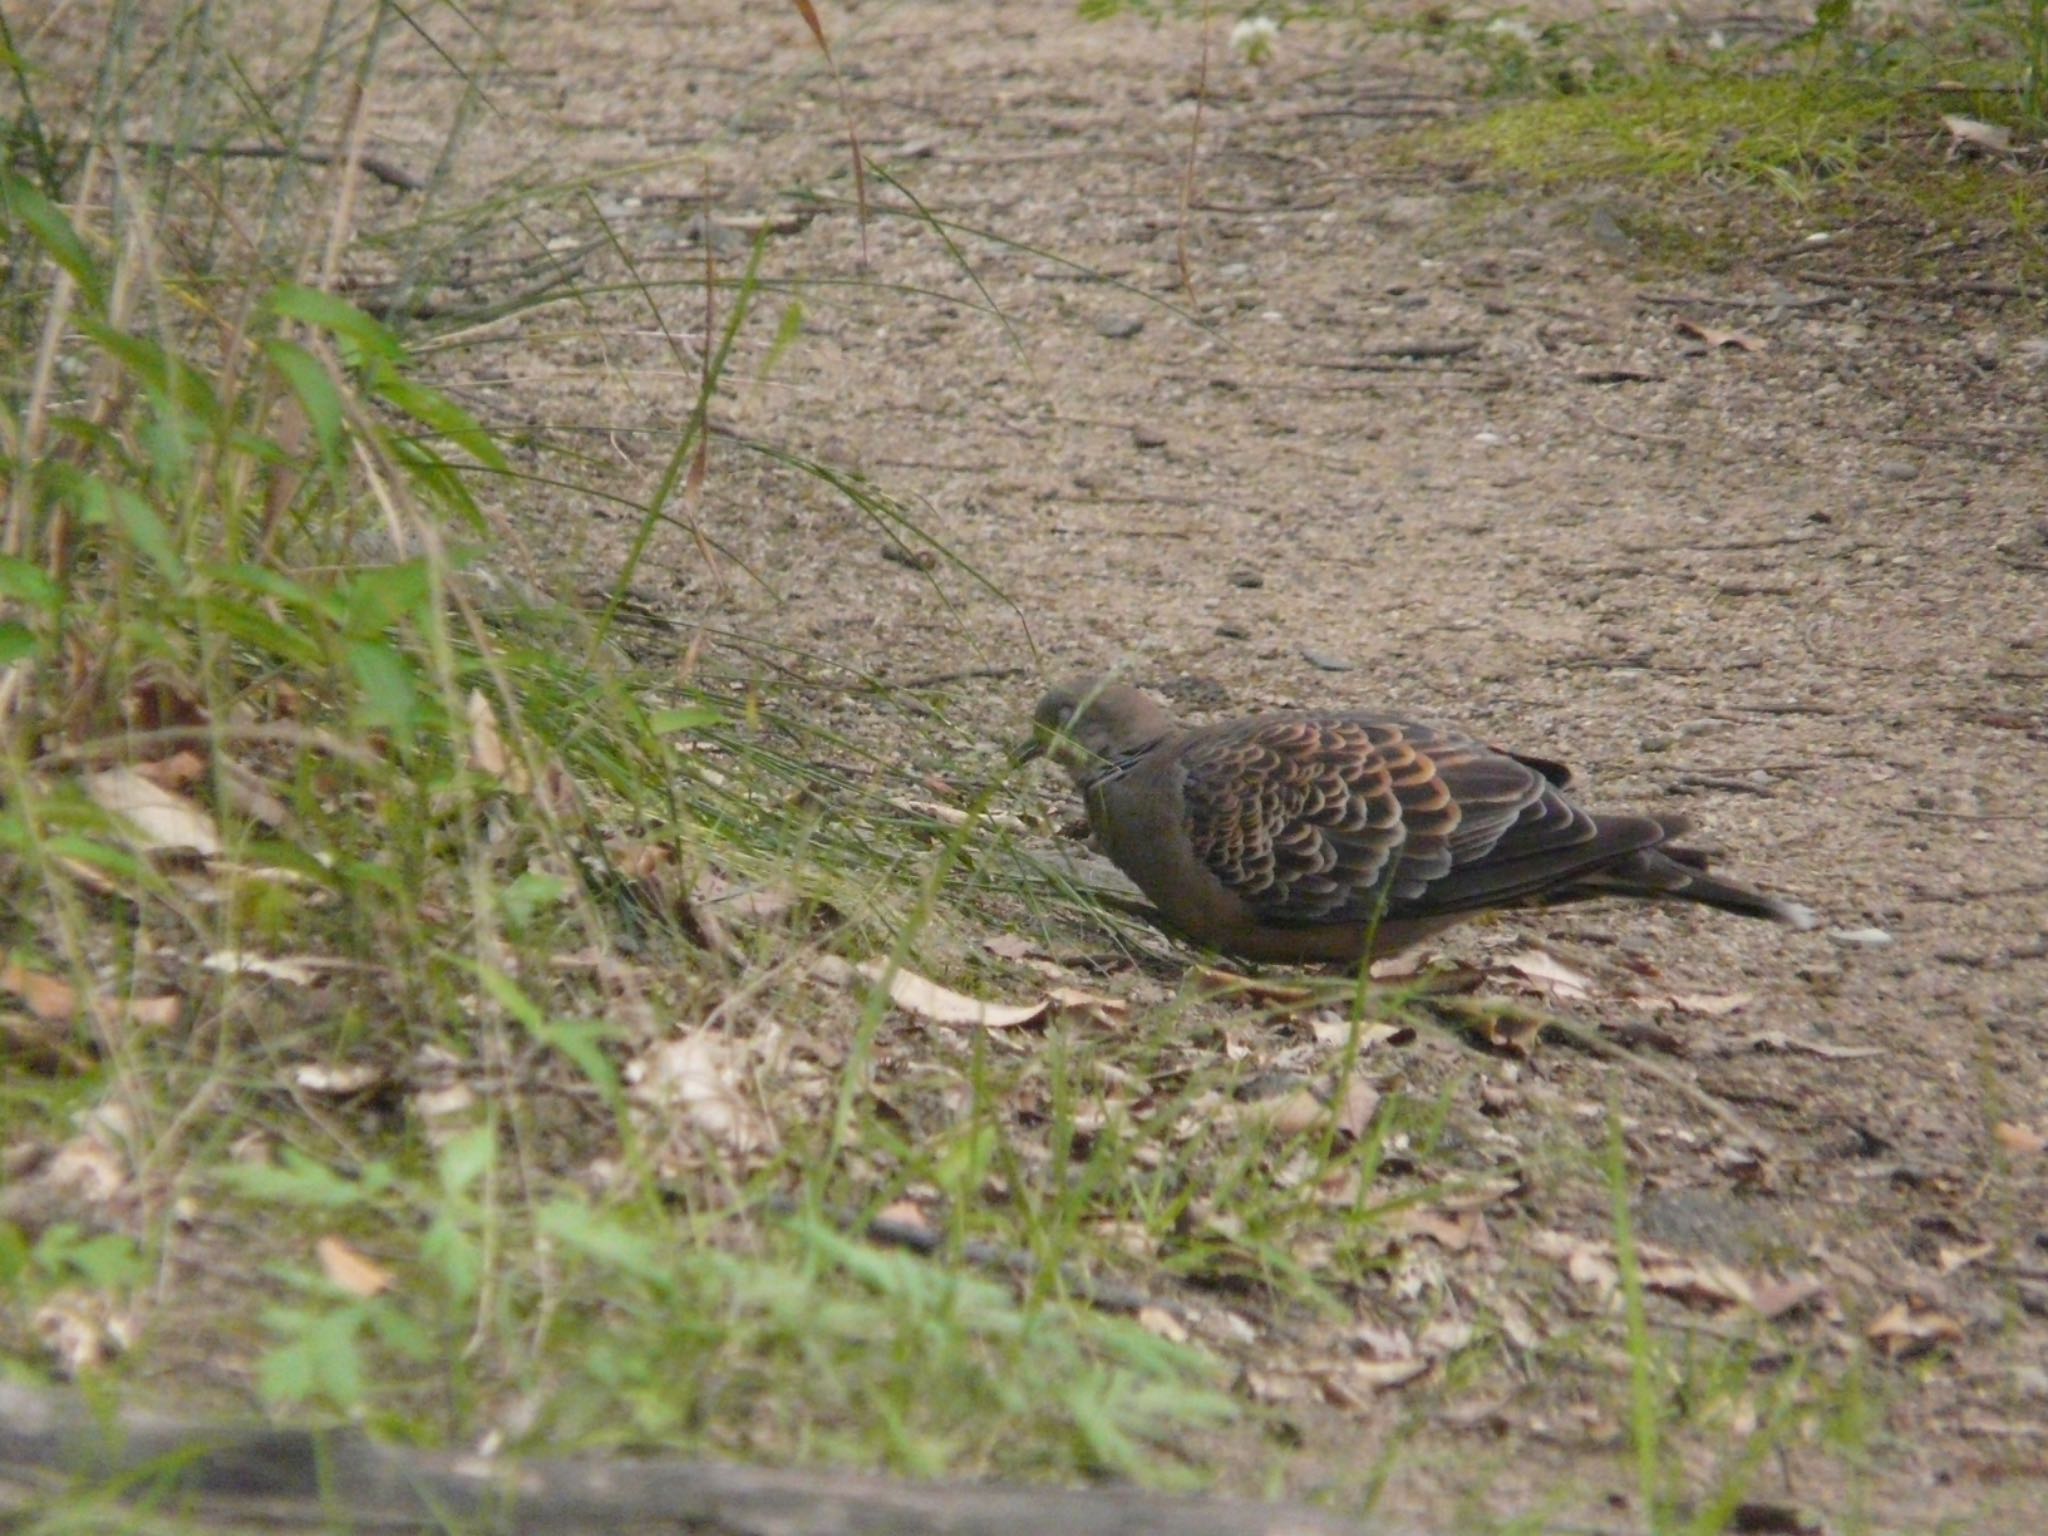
(1586, 847), (1820, 931)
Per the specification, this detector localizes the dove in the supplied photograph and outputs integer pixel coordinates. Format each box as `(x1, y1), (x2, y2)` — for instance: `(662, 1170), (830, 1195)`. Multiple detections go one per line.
(1016, 676), (1817, 964)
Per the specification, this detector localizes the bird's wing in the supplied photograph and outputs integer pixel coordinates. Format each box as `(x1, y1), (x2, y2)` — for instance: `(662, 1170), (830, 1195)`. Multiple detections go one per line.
(1175, 716), (1666, 927)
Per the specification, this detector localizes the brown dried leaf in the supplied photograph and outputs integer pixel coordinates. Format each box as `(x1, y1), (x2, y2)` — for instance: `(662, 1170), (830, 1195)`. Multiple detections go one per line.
(1499, 948), (1593, 1001)
(1751, 1275), (1827, 1320)
(1468, 1007), (1545, 1057)
(1642, 1255), (1754, 1310)
(1, 961), (79, 1021)
(1333, 1077), (1380, 1141)
(133, 751), (208, 791)
(1309, 1015), (1415, 1050)
(34, 1296), (133, 1376)
(201, 951), (326, 986)
(465, 689), (511, 781)
(294, 1062), (389, 1097)
(1047, 985), (1129, 1026)
(1397, 1208), (1487, 1252)
(1259, 1089), (1327, 1138)
(1867, 1300), (1964, 1359)
(1329, 1357), (1431, 1394)
(626, 1033), (775, 1154)
(874, 1199), (932, 1235)
(1740, 1030), (1882, 1061)
(981, 934), (1042, 962)
(1192, 966), (1319, 1008)
(85, 767), (222, 856)
(1653, 990), (1753, 1018)
(1937, 1239), (1995, 1275)
(1994, 1121), (2047, 1156)
(1676, 318), (1767, 351)
(854, 960), (1049, 1029)
(1942, 114), (2013, 154)
(317, 1235), (396, 1298)
(103, 994), (182, 1030)
(1136, 1306), (1189, 1344)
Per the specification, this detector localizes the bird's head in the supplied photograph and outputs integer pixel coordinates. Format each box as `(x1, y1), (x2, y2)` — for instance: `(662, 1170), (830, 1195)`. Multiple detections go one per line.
(1013, 675), (1179, 782)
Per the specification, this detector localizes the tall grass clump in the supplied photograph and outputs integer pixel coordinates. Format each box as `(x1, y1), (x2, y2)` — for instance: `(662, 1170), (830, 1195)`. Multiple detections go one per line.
(0, 3), (1241, 1487)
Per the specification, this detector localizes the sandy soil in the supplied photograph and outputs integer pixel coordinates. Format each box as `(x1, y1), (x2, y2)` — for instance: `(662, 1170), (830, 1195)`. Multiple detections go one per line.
(374, 2), (2048, 1528)
(27, 0), (2048, 1528)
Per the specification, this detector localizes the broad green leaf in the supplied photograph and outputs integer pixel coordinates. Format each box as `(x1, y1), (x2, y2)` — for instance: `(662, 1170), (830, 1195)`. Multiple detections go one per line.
(0, 554), (61, 613)
(341, 561), (431, 637)
(648, 704), (723, 734)
(435, 1127), (496, 1198)
(107, 485), (188, 585)
(264, 339), (347, 460)
(537, 1199), (672, 1288)
(377, 375), (508, 472)
(346, 639), (419, 738)
(0, 169), (104, 308)
(221, 1149), (388, 1209)
(270, 284), (402, 366)
(0, 623), (38, 665)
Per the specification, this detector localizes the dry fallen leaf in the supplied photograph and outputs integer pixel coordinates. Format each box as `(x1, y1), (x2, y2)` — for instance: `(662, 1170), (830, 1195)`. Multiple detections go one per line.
(1136, 1305), (1189, 1344)
(34, 1295), (135, 1376)
(1994, 1121), (2046, 1157)
(111, 994), (183, 1030)
(626, 1032), (775, 1154)
(1, 961), (79, 1021)
(1498, 948), (1593, 999)
(1324, 1357), (1431, 1398)
(1309, 1015), (1415, 1050)
(1047, 985), (1129, 1026)
(1942, 114), (2013, 155)
(1676, 317), (1767, 352)
(133, 751), (208, 791)
(293, 1062), (388, 1097)
(317, 1234), (396, 1298)
(1648, 990), (1754, 1018)
(200, 951), (327, 986)
(1937, 1239), (1995, 1275)
(1739, 1030), (1882, 1061)
(873, 1199), (932, 1235)
(1332, 1077), (1380, 1140)
(1867, 1300), (1964, 1359)
(1466, 1007), (1545, 1057)
(1751, 1275), (1828, 1321)
(1395, 1208), (1487, 1252)
(466, 689), (514, 782)
(85, 767), (223, 856)
(854, 959), (1050, 1029)
(1192, 966), (1321, 1008)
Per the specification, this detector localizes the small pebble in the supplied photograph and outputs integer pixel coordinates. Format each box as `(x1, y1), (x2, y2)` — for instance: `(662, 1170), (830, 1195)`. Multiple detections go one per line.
(1228, 567), (1265, 589)
(1875, 457), (1920, 483)
(1301, 648), (1356, 672)
(1132, 425), (1168, 450)
(1827, 926), (1895, 950)
(1216, 623), (1250, 640)
(1097, 315), (1144, 340)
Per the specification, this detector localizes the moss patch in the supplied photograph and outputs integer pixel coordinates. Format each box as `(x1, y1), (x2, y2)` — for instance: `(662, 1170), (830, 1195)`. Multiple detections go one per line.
(1414, 62), (2047, 287)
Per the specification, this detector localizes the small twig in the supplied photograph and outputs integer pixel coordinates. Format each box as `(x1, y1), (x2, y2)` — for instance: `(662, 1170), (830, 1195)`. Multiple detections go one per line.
(894, 665), (1029, 690)
(32, 722), (385, 770)
(0, 1384), (1378, 1536)
(1175, 15), (1210, 301)
(122, 137), (424, 191)
(1189, 194), (1336, 215)
(1304, 339), (1482, 367)
(1792, 271), (2039, 301)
